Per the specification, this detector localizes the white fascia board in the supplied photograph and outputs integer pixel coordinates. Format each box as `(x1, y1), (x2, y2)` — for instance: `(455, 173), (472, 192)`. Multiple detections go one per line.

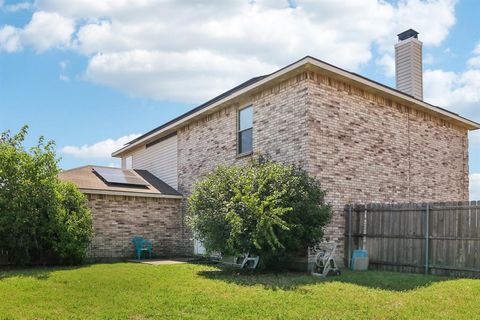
(112, 57), (480, 157)
(111, 58), (311, 157)
(305, 58), (480, 130)
(79, 188), (183, 199)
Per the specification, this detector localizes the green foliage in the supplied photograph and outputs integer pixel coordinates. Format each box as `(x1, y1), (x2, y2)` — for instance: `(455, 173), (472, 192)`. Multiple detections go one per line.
(0, 264), (477, 319)
(187, 156), (332, 268)
(53, 181), (93, 264)
(0, 126), (92, 265)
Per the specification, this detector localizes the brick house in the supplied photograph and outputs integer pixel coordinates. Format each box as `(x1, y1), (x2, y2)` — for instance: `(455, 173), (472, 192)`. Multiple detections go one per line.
(58, 166), (188, 259)
(61, 30), (479, 263)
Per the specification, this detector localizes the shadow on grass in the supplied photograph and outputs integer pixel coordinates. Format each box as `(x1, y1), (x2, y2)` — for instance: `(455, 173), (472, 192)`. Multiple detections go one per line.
(198, 266), (324, 291)
(329, 270), (449, 292)
(0, 263), (99, 281)
(197, 264), (450, 292)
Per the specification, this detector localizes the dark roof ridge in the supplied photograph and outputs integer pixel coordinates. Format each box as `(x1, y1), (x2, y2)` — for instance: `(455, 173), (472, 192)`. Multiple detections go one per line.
(114, 55), (480, 155)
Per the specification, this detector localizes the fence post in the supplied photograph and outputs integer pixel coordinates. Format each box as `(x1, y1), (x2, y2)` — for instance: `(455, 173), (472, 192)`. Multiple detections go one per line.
(425, 203), (430, 275)
(363, 207), (367, 250)
(348, 205), (352, 269)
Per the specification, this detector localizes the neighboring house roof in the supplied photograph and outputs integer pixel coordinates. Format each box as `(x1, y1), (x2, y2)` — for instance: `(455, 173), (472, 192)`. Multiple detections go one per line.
(58, 165), (182, 198)
(112, 56), (480, 157)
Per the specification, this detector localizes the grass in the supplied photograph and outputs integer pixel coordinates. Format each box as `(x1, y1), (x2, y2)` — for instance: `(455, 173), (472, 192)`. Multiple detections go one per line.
(0, 262), (479, 319)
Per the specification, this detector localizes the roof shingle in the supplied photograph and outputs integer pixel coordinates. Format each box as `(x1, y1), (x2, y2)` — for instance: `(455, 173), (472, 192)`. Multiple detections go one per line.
(58, 165), (181, 198)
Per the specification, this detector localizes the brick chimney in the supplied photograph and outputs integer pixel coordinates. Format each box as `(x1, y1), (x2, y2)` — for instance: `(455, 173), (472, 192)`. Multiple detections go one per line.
(395, 29), (423, 100)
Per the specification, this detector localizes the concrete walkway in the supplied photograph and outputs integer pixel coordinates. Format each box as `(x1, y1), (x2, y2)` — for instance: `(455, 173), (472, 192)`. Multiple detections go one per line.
(127, 257), (194, 265)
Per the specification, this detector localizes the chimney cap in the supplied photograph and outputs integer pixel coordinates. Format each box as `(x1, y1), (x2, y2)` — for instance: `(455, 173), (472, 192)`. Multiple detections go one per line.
(397, 29), (419, 41)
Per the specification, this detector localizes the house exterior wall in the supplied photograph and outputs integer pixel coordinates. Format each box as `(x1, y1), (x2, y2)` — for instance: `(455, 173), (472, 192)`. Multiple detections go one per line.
(123, 134), (178, 189)
(306, 71), (469, 261)
(173, 70), (468, 264)
(177, 73), (310, 195)
(85, 193), (191, 259)
(115, 70), (468, 264)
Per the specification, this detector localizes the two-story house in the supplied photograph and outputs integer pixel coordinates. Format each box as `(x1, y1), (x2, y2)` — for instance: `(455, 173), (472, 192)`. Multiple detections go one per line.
(60, 30), (480, 263)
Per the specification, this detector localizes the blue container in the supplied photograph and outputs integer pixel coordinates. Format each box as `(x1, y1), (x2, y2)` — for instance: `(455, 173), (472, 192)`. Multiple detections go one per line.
(351, 249), (369, 270)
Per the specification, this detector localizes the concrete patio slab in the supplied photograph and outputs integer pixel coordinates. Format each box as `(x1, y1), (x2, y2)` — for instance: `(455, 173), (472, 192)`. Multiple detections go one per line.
(127, 257), (195, 265)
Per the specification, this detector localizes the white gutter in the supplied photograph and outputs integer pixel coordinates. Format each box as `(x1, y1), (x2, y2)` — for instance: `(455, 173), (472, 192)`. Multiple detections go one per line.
(79, 188), (183, 199)
(111, 58), (310, 157)
(305, 57), (480, 130)
(112, 57), (480, 157)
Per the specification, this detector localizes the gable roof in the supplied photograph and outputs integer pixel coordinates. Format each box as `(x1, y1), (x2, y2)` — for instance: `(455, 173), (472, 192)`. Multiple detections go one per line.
(112, 56), (480, 157)
(58, 165), (182, 198)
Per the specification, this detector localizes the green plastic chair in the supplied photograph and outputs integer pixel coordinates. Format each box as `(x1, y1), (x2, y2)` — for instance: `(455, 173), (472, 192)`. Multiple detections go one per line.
(131, 236), (153, 260)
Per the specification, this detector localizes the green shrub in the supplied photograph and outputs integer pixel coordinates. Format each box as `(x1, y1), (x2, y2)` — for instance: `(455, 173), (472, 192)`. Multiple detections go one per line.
(0, 126), (92, 265)
(187, 156), (332, 269)
(52, 181), (93, 264)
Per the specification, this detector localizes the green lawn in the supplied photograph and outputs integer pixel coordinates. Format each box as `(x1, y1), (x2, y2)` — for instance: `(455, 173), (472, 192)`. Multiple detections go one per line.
(0, 262), (479, 319)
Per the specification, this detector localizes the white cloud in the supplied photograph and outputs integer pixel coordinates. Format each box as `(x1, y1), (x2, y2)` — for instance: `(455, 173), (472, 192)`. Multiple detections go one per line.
(470, 173), (480, 200)
(59, 60), (68, 70)
(59, 59), (70, 81)
(85, 49), (276, 102)
(468, 56), (480, 68)
(467, 43), (480, 68)
(394, 0), (456, 46)
(424, 43), (480, 119)
(0, 25), (21, 52)
(424, 53), (435, 65)
(375, 0), (457, 75)
(470, 130), (480, 146)
(22, 11), (75, 52)
(61, 133), (141, 159)
(376, 54), (396, 77)
(2, 1), (32, 12)
(0, 0), (459, 103)
(0, 11), (75, 53)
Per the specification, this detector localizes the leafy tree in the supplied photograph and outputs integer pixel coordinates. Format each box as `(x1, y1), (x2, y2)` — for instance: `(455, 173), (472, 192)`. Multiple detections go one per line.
(52, 181), (93, 264)
(0, 126), (92, 265)
(187, 156), (332, 268)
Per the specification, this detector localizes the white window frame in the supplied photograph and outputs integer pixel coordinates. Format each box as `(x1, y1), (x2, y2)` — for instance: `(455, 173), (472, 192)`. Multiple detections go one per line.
(237, 105), (253, 155)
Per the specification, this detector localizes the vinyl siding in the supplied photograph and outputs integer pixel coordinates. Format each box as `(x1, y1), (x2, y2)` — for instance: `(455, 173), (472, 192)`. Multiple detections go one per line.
(395, 38), (423, 100)
(124, 134), (178, 189)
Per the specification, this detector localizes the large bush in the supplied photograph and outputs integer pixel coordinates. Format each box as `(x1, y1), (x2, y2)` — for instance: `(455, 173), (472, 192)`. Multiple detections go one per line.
(0, 126), (92, 265)
(187, 156), (332, 268)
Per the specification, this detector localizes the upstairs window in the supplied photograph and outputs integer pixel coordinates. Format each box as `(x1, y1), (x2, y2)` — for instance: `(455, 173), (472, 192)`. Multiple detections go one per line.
(238, 106), (253, 154)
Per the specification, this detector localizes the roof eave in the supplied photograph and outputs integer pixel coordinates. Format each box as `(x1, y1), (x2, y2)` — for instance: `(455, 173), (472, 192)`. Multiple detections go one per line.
(112, 56), (480, 157)
(78, 188), (183, 199)
(303, 58), (480, 130)
(112, 57), (312, 157)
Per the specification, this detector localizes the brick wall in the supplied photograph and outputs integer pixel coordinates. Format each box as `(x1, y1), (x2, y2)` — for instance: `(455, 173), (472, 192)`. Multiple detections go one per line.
(176, 73), (311, 263)
(176, 70), (469, 265)
(306, 71), (469, 261)
(177, 73), (310, 194)
(86, 194), (192, 259)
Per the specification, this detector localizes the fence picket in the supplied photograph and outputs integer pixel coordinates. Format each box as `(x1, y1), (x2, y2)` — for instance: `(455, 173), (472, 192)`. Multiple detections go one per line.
(345, 201), (480, 277)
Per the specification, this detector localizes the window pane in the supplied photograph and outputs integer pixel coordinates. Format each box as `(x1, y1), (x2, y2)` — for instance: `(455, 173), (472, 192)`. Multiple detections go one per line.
(239, 128), (253, 154)
(239, 106), (253, 131)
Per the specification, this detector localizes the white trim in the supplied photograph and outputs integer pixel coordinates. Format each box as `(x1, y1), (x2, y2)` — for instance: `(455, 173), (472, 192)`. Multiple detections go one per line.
(394, 36), (422, 48)
(111, 58), (309, 157)
(79, 188), (183, 199)
(305, 57), (479, 129)
(125, 155), (133, 169)
(237, 104), (253, 155)
(112, 57), (480, 157)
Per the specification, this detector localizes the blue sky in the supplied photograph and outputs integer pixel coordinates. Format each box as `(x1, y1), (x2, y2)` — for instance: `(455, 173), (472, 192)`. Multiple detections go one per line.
(0, 0), (479, 198)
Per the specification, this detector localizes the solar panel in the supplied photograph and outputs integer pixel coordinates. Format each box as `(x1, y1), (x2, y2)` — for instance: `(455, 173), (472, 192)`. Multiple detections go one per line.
(92, 167), (149, 186)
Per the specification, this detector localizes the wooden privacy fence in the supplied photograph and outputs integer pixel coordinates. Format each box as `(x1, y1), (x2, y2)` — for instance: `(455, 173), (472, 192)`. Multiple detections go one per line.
(345, 201), (480, 277)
